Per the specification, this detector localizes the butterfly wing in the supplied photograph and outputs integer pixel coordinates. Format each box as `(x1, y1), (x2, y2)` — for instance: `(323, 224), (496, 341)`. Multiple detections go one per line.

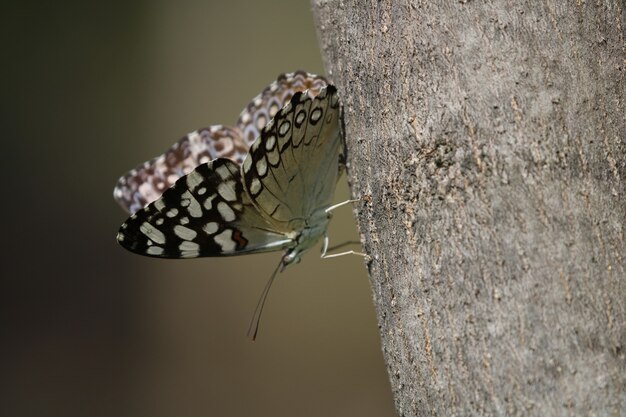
(114, 71), (329, 214)
(117, 159), (293, 258)
(236, 71), (328, 146)
(241, 85), (343, 226)
(114, 126), (248, 214)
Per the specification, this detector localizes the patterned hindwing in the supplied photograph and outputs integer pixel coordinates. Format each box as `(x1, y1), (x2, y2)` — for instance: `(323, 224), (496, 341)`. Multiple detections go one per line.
(113, 126), (248, 214)
(236, 71), (329, 147)
(241, 85), (343, 225)
(117, 159), (293, 258)
(114, 72), (325, 215)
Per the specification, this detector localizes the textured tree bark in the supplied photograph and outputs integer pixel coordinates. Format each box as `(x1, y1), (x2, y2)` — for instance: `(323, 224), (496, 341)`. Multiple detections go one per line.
(312, 1), (625, 416)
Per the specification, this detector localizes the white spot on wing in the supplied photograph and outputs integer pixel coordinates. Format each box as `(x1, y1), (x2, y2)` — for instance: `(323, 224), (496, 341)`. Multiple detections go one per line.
(204, 194), (216, 210)
(215, 229), (236, 252)
(140, 222), (166, 244)
(217, 181), (237, 202)
(256, 158), (267, 177)
(243, 156), (253, 173)
(311, 107), (322, 122)
(179, 241), (199, 251)
(203, 222), (219, 235)
(267, 147), (279, 165)
(147, 246), (164, 256)
(215, 165), (231, 180)
(155, 199), (166, 211)
(181, 191), (202, 217)
(295, 110), (306, 124)
(250, 178), (262, 195)
(255, 115), (267, 130)
(186, 170), (204, 191)
(278, 121), (291, 136)
(217, 201), (236, 222)
(174, 225), (197, 241)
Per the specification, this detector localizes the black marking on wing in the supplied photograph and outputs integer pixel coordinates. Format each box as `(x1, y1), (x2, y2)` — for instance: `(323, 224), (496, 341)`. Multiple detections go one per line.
(117, 159), (291, 258)
(114, 72), (330, 215)
(240, 85), (343, 224)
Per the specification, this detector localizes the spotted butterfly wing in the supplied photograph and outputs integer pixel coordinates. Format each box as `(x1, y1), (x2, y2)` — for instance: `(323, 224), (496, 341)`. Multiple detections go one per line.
(242, 85), (342, 224)
(114, 126), (247, 214)
(236, 72), (327, 146)
(117, 85), (343, 263)
(117, 159), (293, 258)
(113, 71), (328, 214)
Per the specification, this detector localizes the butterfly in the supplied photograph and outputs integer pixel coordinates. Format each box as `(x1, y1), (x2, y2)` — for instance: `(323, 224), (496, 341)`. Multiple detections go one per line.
(114, 71), (344, 267)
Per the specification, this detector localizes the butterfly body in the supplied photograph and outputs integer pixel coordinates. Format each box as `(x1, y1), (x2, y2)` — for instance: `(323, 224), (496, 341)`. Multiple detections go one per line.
(286, 214), (332, 264)
(115, 72), (343, 266)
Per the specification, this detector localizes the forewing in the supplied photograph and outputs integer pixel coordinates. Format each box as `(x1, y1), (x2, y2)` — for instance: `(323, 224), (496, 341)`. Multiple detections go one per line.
(114, 126), (248, 214)
(241, 85), (343, 225)
(236, 71), (328, 147)
(117, 159), (292, 258)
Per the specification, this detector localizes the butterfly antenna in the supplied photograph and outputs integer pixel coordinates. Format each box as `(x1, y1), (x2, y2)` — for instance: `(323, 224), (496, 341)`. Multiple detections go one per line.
(247, 259), (284, 341)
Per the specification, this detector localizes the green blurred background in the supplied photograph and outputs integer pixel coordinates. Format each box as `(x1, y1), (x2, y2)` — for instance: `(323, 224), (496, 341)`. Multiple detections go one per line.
(3, 1), (395, 416)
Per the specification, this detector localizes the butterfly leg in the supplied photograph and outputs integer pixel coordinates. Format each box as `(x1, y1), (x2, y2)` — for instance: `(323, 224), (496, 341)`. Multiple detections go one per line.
(325, 198), (360, 214)
(322, 199), (368, 259)
(321, 234), (368, 259)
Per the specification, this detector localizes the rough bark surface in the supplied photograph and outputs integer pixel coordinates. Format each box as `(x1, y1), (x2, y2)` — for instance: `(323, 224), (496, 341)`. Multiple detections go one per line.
(312, 1), (625, 416)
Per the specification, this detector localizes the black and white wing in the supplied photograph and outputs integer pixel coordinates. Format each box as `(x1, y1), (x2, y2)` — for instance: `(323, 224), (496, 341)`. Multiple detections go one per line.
(241, 85), (343, 226)
(117, 159), (293, 258)
(114, 71), (329, 215)
(116, 77), (343, 261)
(235, 71), (328, 146)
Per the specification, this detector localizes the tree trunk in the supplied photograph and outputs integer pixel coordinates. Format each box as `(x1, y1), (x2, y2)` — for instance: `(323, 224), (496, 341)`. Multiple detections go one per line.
(311, 1), (625, 416)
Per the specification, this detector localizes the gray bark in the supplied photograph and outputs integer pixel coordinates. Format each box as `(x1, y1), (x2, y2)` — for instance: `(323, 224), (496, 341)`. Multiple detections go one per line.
(311, 1), (625, 416)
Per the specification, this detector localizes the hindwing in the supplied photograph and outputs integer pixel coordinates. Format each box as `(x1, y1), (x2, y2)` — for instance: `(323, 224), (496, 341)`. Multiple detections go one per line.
(241, 85), (343, 225)
(114, 71), (329, 214)
(114, 126), (247, 214)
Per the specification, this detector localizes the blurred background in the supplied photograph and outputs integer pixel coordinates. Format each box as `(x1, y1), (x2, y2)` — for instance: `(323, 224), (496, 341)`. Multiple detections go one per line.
(3, 1), (395, 416)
